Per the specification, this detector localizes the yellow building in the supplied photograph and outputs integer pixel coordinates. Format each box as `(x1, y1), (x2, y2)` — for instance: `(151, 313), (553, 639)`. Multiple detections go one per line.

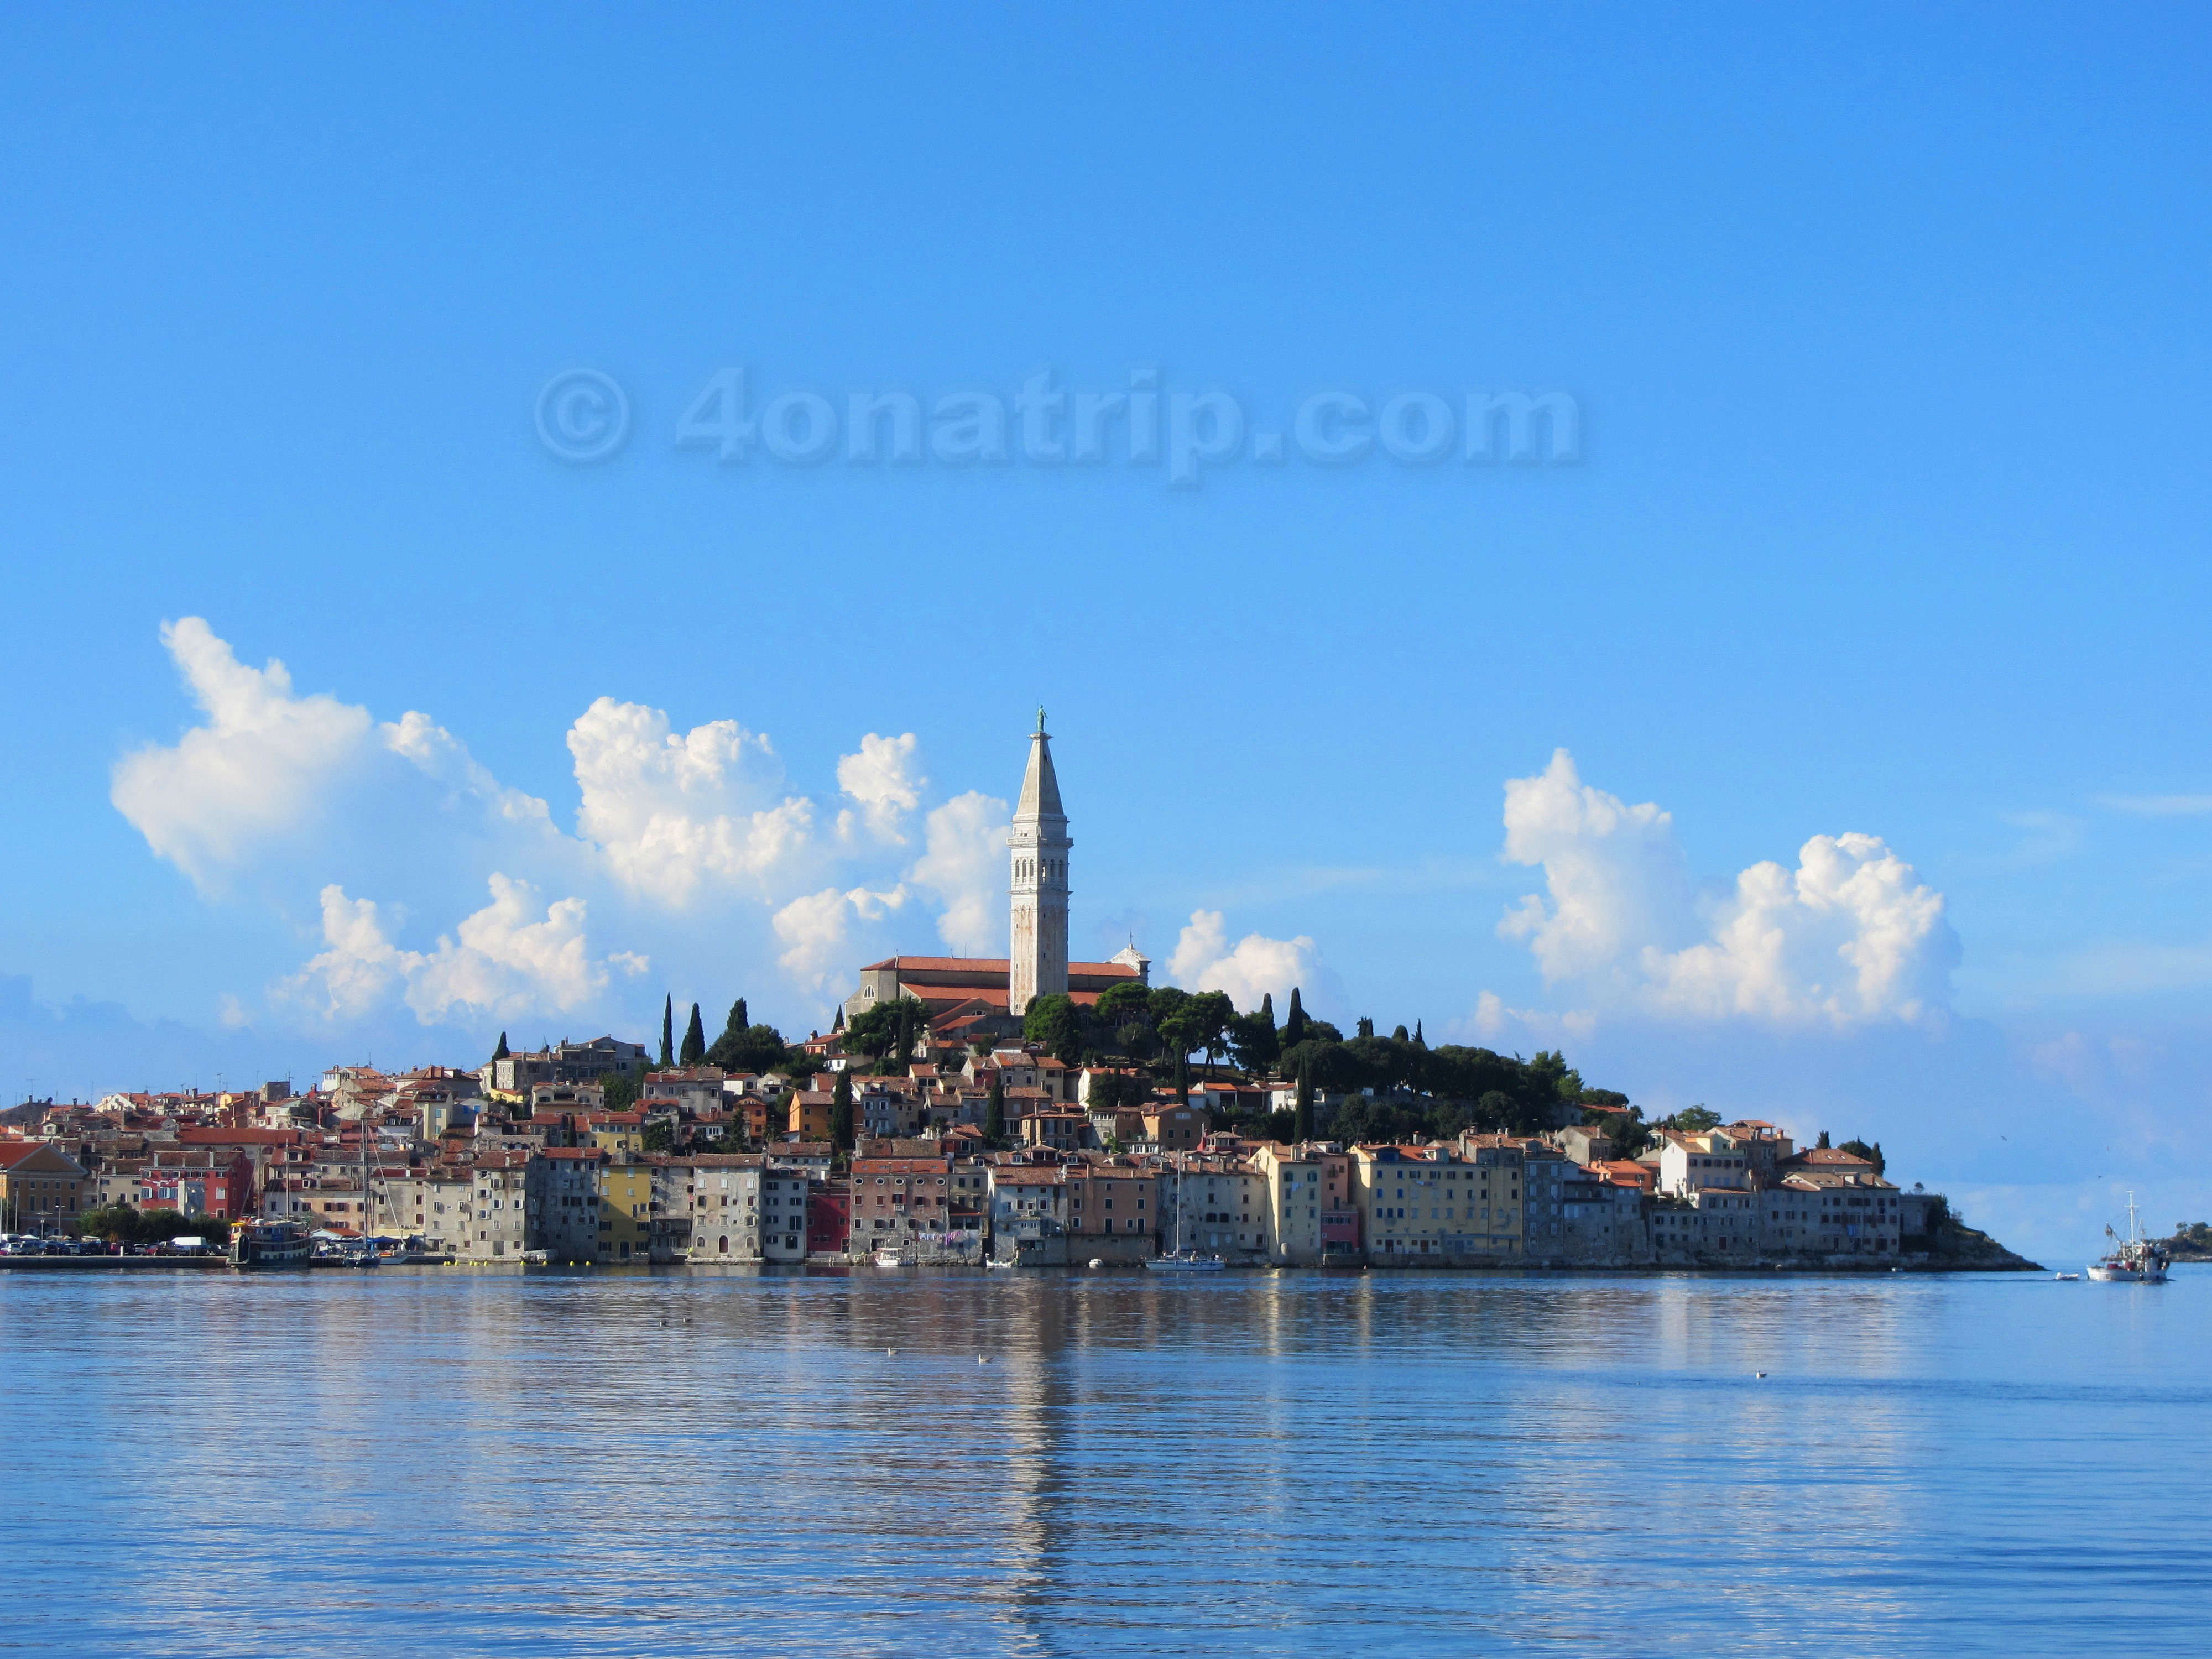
(789, 1090), (834, 1141)
(1, 1140), (88, 1233)
(1352, 1139), (1527, 1262)
(599, 1161), (651, 1262)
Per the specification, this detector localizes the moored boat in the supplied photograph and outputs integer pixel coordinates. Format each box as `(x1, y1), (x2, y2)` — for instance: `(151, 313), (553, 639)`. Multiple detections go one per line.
(229, 1221), (311, 1268)
(1145, 1251), (1225, 1272)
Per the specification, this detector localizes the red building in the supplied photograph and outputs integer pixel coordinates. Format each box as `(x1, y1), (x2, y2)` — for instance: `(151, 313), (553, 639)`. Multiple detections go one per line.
(807, 1178), (849, 1256)
(140, 1148), (256, 1219)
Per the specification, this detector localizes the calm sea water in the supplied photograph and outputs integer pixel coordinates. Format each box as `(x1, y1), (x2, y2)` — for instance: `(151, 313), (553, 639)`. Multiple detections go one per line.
(1, 1265), (2204, 1657)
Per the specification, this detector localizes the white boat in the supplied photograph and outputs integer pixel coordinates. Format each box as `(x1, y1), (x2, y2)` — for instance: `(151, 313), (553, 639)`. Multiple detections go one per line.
(1145, 1251), (1225, 1272)
(873, 1249), (907, 1267)
(2088, 1193), (2169, 1283)
(2053, 1271), (2080, 1281)
(1088, 1258), (1104, 1269)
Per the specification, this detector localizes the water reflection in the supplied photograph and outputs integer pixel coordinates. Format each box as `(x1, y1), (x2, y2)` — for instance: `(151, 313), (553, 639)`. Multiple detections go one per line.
(1, 1267), (2207, 1656)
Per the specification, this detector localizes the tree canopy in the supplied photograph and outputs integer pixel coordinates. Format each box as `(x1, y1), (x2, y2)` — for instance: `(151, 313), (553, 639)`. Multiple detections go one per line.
(1022, 993), (1083, 1065)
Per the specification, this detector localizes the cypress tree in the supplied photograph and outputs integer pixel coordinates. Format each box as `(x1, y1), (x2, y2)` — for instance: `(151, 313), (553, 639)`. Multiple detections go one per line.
(680, 1003), (707, 1066)
(984, 1078), (1006, 1146)
(1413, 1019), (1426, 1049)
(492, 1032), (509, 1061)
(1284, 987), (1307, 1047)
(659, 996), (675, 1068)
(1260, 992), (1275, 1029)
(1294, 1060), (1314, 1144)
(831, 1070), (854, 1150)
(1175, 1053), (1188, 1104)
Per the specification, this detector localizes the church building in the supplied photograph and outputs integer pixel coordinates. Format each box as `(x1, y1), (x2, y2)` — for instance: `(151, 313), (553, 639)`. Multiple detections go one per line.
(846, 712), (1148, 1040)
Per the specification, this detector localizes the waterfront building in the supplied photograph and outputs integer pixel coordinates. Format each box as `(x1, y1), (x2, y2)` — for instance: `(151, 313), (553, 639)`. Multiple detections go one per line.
(760, 1170), (811, 1260)
(464, 1153), (530, 1260)
(525, 1146), (609, 1263)
(0, 1140), (87, 1235)
(1061, 1161), (1157, 1260)
(1250, 1142), (1327, 1265)
(664, 1154), (763, 1262)
(1159, 1156), (1267, 1259)
(847, 1153), (953, 1256)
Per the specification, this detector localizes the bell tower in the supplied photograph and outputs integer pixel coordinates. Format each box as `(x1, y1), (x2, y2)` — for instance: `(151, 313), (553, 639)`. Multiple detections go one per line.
(1009, 708), (1071, 1018)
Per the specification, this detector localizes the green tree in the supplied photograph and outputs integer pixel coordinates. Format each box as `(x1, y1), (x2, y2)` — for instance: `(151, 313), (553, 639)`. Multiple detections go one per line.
(680, 1002), (707, 1066)
(707, 1016), (788, 1074)
(602, 1062), (647, 1113)
(1413, 1020), (1425, 1049)
(1094, 980), (1152, 1024)
(492, 1031), (509, 1061)
(847, 997), (931, 1061)
(1022, 993), (1083, 1065)
(659, 995), (675, 1068)
(1390, 1024), (1407, 1041)
(1815, 1129), (1832, 1150)
(641, 1119), (675, 1153)
(1185, 990), (1234, 1073)
(1294, 1061), (1314, 1142)
(984, 1078), (1006, 1146)
(1839, 1138), (1885, 1173)
(1283, 987), (1307, 1046)
(1667, 1104), (1723, 1133)
(830, 1071), (855, 1151)
(1230, 999), (1279, 1073)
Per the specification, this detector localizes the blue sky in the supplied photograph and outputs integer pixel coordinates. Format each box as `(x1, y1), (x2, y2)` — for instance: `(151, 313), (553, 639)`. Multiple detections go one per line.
(3, 6), (2208, 1261)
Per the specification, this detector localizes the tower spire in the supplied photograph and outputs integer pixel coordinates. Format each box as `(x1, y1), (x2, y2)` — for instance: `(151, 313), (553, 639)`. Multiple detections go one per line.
(1009, 713), (1072, 1017)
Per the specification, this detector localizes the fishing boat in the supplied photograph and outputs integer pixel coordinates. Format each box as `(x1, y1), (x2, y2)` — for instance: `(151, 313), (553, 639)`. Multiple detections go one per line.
(2088, 1193), (2169, 1283)
(1145, 1251), (1225, 1272)
(228, 1220), (311, 1268)
(873, 1248), (908, 1267)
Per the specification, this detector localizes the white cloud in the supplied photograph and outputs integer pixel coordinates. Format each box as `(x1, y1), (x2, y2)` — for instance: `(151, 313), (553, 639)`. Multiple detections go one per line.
(380, 709), (555, 833)
(772, 884), (907, 989)
(2098, 793), (2212, 817)
(567, 697), (815, 906)
(1499, 749), (1957, 1029)
(837, 732), (925, 842)
(1168, 909), (1323, 1014)
(111, 618), (377, 885)
(281, 875), (639, 1025)
(1466, 989), (1597, 1045)
(907, 791), (1009, 954)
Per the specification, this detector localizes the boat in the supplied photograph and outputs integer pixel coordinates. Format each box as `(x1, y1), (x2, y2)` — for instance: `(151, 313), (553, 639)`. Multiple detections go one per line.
(228, 1221), (311, 1268)
(873, 1249), (908, 1267)
(987, 1256), (1019, 1269)
(2053, 1271), (2080, 1282)
(520, 1249), (550, 1265)
(2088, 1193), (2169, 1283)
(1145, 1251), (1225, 1272)
(1089, 1258), (1104, 1269)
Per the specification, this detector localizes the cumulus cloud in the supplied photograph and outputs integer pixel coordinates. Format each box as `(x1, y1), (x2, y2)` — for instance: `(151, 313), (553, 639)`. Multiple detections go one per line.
(567, 697), (815, 906)
(907, 791), (1009, 954)
(772, 884), (907, 989)
(281, 875), (643, 1025)
(837, 732), (925, 842)
(112, 618), (377, 885)
(114, 620), (1046, 1026)
(1168, 910), (1323, 1014)
(1499, 749), (1957, 1029)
